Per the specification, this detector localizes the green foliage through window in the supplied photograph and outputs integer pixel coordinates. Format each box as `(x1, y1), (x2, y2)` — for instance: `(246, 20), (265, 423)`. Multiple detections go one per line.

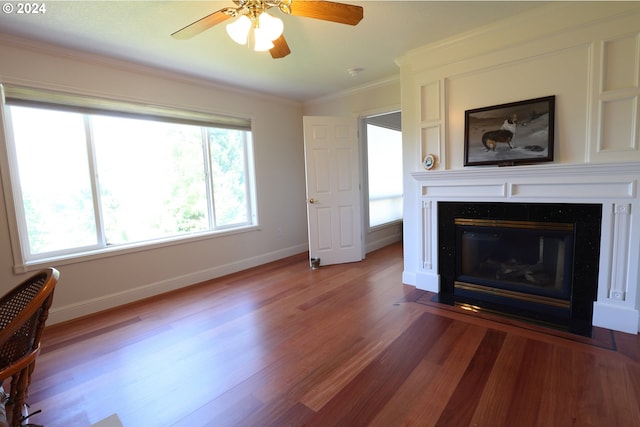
(5, 105), (255, 261)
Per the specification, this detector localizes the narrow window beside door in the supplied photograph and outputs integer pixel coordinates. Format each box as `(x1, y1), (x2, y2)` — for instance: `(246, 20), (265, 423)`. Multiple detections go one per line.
(366, 122), (403, 228)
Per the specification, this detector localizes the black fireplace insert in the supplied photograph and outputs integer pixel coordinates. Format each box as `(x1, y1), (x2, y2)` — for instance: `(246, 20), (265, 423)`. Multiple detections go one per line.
(436, 202), (602, 336)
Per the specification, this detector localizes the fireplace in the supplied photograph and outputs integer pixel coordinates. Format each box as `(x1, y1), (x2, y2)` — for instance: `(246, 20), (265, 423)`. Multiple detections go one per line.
(437, 202), (602, 336)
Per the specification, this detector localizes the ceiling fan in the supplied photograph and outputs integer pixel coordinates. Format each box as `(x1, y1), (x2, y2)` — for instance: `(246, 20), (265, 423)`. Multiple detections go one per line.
(171, 0), (364, 59)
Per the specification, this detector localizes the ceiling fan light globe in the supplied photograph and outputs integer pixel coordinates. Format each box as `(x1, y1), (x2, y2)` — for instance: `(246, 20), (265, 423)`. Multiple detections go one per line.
(258, 12), (284, 41)
(226, 15), (252, 45)
(252, 27), (276, 51)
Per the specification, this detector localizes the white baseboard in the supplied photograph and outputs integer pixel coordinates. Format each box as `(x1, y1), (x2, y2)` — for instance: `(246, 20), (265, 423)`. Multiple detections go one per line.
(48, 243), (308, 324)
(365, 234), (402, 254)
(593, 301), (640, 334)
(414, 271), (440, 293)
(402, 270), (416, 286)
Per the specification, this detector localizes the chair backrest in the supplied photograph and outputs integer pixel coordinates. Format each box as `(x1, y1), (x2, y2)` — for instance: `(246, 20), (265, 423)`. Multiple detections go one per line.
(0, 268), (58, 369)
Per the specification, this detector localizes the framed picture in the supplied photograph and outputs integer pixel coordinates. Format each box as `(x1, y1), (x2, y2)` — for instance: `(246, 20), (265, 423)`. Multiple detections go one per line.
(464, 95), (555, 166)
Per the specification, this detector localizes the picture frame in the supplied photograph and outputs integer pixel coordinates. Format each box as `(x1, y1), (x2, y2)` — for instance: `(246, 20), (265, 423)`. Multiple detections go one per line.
(464, 95), (555, 167)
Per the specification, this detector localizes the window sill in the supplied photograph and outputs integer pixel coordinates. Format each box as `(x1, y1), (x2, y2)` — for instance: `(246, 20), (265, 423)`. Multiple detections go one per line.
(368, 219), (403, 233)
(14, 224), (260, 274)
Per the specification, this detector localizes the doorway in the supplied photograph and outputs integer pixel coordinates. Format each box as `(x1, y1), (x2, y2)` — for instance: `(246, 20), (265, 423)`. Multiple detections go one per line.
(361, 111), (403, 253)
(302, 112), (403, 267)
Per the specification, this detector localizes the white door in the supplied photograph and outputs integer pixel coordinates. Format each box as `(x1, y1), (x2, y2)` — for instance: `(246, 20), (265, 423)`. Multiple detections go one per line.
(303, 116), (363, 266)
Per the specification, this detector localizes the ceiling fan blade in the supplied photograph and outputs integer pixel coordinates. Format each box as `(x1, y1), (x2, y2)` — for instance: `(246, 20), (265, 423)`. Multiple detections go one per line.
(289, 1), (363, 25)
(270, 34), (291, 59)
(171, 9), (232, 40)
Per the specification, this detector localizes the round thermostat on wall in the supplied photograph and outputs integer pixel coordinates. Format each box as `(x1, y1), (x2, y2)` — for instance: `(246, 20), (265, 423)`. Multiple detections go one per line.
(423, 154), (436, 170)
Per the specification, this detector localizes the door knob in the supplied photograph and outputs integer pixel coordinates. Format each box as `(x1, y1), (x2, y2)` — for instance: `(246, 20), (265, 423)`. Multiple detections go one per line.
(309, 198), (317, 204)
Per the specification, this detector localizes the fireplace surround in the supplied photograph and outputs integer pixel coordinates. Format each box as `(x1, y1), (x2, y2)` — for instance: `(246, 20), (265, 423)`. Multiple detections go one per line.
(436, 201), (601, 336)
(407, 162), (640, 335)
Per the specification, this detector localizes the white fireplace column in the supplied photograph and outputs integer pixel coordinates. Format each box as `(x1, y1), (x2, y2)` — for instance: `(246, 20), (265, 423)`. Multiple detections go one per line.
(593, 201), (640, 334)
(609, 203), (631, 301)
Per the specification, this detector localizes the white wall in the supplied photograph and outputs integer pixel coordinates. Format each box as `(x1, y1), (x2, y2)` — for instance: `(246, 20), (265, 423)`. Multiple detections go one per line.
(304, 78), (400, 117)
(398, 2), (640, 333)
(303, 78), (403, 253)
(0, 35), (309, 323)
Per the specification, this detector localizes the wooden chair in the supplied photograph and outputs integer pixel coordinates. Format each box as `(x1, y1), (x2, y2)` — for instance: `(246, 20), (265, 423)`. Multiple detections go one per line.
(0, 268), (58, 427)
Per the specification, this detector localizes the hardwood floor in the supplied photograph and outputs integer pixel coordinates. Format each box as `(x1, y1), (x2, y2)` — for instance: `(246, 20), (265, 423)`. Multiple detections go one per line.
(23, 243), (640, 426)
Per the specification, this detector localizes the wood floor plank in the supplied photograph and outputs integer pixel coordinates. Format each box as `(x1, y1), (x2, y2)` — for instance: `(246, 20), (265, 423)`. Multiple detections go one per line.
(369, 322), (490, 427)
(299, 304), (424, 411)
(502, 339), (554, 427)
(598, 357), (640, 426)
(304, 312), (453, 427)
(434, 328), (506, 427)
(626, 363), (640, 426)
(468, 334), (531, 426)
(537, 344), (577, 426)
(16, 242), (640, 427)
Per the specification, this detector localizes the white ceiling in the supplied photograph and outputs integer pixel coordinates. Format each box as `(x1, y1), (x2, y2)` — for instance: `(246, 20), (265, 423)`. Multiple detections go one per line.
(0, 1), (547, 102)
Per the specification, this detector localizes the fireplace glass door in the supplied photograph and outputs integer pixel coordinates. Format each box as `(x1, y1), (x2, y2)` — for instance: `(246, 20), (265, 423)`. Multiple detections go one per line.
(455, 219), (574, 304)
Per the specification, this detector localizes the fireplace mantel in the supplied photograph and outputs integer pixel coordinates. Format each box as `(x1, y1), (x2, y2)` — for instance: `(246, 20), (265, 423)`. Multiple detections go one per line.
(411, 162), (638, 200)
(408, 162), (640, 334)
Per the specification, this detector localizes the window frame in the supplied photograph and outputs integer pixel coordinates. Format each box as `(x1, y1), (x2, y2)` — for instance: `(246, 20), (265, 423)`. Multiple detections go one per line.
(0, 84), (259, 273)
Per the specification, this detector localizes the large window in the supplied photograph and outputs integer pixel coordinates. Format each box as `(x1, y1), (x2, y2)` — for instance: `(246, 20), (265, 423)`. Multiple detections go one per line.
(366, 115), (403, 228)
(1, 86), (256, 267)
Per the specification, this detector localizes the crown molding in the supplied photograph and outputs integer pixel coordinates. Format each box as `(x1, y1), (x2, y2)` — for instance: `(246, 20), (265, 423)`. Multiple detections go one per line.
(0, 32), (302, 107)
(304, 74), (400, 107)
